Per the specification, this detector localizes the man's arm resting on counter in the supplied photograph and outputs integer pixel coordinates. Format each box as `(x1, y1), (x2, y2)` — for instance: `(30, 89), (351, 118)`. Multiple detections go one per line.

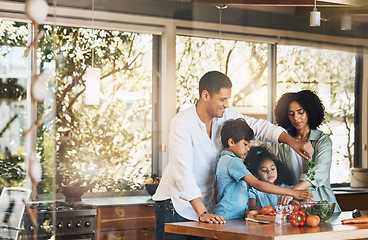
(190, 197), (226, 224)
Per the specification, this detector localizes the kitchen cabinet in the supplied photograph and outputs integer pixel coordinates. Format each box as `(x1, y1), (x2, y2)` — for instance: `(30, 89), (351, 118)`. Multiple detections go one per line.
(335, 191), (368, 211)
(79, 196), (155, 240)
(96, 204), (155, 240)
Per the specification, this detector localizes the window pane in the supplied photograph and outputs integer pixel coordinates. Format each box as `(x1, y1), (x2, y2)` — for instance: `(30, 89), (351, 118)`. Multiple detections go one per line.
(176, 35), (268, 119)
(39, 25), (153, 193)
(277, 45), (355, 184)
(0, 20), (28, 189)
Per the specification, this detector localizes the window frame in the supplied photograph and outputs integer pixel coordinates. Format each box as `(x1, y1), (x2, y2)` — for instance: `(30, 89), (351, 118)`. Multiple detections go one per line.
(1, 2), (367, 194)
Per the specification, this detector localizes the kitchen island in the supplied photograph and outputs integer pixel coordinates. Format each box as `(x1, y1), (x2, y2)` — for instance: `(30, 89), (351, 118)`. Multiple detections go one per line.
(165, 211), (368, 240)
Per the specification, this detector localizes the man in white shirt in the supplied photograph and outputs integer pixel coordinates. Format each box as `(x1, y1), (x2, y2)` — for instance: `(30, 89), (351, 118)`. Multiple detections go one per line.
(152, 71), (314, 240)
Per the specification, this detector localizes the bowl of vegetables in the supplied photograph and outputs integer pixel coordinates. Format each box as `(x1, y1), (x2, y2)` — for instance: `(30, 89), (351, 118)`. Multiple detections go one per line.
(300, 200), (336, 222)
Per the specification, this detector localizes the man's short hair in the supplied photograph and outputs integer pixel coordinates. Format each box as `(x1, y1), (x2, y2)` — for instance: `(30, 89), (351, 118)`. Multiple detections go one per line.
(199, 71), (232, 97)
(221, 118), (254, 148)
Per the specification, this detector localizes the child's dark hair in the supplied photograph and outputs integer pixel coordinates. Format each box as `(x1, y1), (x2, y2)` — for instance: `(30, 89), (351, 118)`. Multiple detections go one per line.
(244, 145), (292, 185)
(221, 118), (254, 148)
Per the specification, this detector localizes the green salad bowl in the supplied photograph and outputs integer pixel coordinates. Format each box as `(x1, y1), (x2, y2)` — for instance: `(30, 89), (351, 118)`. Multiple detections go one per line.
(300, 201), (336, 222)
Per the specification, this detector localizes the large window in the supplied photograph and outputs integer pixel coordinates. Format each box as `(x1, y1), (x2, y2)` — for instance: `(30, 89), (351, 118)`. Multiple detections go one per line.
(176, 35), (269, 119)
(0, 16), (360, 196)
(277, 45), (356, 184)
(0, 20), (28, 189)
(176, 35), (356, 185)
(0, 19), (154, 195)
(48, 26), (154, 193)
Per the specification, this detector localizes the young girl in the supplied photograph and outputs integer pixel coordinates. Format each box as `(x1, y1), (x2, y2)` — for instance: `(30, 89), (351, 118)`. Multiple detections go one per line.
(212, 118), (312, 219)
(244, 145), (296, 210)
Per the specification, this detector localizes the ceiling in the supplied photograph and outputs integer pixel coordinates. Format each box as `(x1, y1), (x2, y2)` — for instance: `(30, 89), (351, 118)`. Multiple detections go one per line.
(155, 0), (368, 23)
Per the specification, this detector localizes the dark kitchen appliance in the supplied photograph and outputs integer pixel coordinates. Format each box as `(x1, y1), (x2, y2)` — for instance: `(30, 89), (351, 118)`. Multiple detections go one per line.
(23, 201), (96, 240)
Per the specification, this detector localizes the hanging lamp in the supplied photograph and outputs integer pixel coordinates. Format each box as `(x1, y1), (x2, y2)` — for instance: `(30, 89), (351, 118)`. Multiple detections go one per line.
(310, 0), (320, 27)
(85, 0), (101, 105)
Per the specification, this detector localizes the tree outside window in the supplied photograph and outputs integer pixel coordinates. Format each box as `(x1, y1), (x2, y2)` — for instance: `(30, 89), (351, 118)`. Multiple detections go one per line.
(176, 36), (355, 184)
(0, 19), (154, 194)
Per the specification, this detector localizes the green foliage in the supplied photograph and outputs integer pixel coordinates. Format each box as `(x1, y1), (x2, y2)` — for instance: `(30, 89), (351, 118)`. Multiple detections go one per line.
(0, 78), (26, 103)
(0, 148), (25, 188)
(176, 36), (268, 112)
(305, 160), (316, 181)
(0, 20), (28, 50)
(37, 25), (153, 193)
(304, 200), (335, 222)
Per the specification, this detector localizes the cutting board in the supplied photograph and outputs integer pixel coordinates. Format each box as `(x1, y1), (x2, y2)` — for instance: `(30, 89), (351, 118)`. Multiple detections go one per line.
(247, 214), (276, 222)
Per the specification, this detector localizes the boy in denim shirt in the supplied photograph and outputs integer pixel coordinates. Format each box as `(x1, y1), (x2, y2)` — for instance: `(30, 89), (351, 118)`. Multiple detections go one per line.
(213, 118), (312, 219)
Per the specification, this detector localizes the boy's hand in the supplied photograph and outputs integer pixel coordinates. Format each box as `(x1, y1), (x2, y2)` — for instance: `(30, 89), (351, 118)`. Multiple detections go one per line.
(292, 189), (313, 202)
(199, 212), (226, 224)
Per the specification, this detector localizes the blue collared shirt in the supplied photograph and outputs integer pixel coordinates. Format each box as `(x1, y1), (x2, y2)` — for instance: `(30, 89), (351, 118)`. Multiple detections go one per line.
(249, 183), (293, 209)
(213, 150), (251, 219)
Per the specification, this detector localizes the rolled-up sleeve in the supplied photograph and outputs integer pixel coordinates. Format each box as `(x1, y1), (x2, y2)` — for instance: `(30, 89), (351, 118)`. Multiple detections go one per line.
(226, 109), (285, 144)
(169, 119), (201, 201)
(245, 116), (285, 144)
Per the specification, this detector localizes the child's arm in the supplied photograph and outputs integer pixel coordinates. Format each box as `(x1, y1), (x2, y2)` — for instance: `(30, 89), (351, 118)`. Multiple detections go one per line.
(243, 174), (313, 201)
(278, 181), (313, 205)
(248, 198), (261, 210)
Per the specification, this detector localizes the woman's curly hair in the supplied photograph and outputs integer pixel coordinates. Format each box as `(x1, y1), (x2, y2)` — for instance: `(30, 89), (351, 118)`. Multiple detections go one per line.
(274, 90), (325, 136)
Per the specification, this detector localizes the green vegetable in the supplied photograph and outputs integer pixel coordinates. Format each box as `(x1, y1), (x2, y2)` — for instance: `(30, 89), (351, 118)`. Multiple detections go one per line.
(352, 209), (361, 218)
(304, 200), (334, 221)
(305, 160), (316, 181)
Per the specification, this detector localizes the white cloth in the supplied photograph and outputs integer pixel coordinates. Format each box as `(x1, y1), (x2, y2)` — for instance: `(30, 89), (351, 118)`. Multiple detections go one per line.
(152, 105), (285, 220)
(290, 149), (304, 181)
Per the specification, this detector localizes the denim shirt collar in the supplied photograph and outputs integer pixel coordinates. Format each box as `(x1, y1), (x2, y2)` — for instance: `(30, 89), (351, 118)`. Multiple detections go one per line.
(220, 150), (237, 158)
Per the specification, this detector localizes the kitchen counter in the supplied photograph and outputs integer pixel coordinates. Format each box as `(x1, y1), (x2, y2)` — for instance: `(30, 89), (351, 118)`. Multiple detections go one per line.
(78, 195), (154, 207)
(166, 211), (368, 240)
(333, 187), (368, 194)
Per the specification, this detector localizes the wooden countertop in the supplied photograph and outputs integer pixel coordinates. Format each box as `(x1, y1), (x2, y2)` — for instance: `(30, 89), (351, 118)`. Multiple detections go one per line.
(165, 211), (368, 240)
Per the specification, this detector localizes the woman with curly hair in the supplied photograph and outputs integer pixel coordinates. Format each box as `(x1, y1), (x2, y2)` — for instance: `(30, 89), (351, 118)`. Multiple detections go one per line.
(274, 90), (341, 212)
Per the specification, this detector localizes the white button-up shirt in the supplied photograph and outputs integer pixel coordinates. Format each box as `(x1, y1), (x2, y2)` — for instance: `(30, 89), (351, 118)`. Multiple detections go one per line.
(152, 105), (284, 220)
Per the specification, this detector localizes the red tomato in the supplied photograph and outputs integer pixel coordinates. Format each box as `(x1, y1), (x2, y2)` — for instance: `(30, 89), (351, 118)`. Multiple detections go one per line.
(248, 210), (261, 215)
(306, 215), (320, 227)
(261, 206), (274, 215)
(289, 202), (300, 212)
(269, 211), (276, 216)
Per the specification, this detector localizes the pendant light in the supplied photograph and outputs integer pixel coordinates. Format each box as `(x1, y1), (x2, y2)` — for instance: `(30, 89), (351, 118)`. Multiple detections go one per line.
(341, 14), (352, 31)
(310, 0), (320, 27)
(85, 0), (101, 105)
(341, 7), (352, 32)
(216, 4), (227, 39)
